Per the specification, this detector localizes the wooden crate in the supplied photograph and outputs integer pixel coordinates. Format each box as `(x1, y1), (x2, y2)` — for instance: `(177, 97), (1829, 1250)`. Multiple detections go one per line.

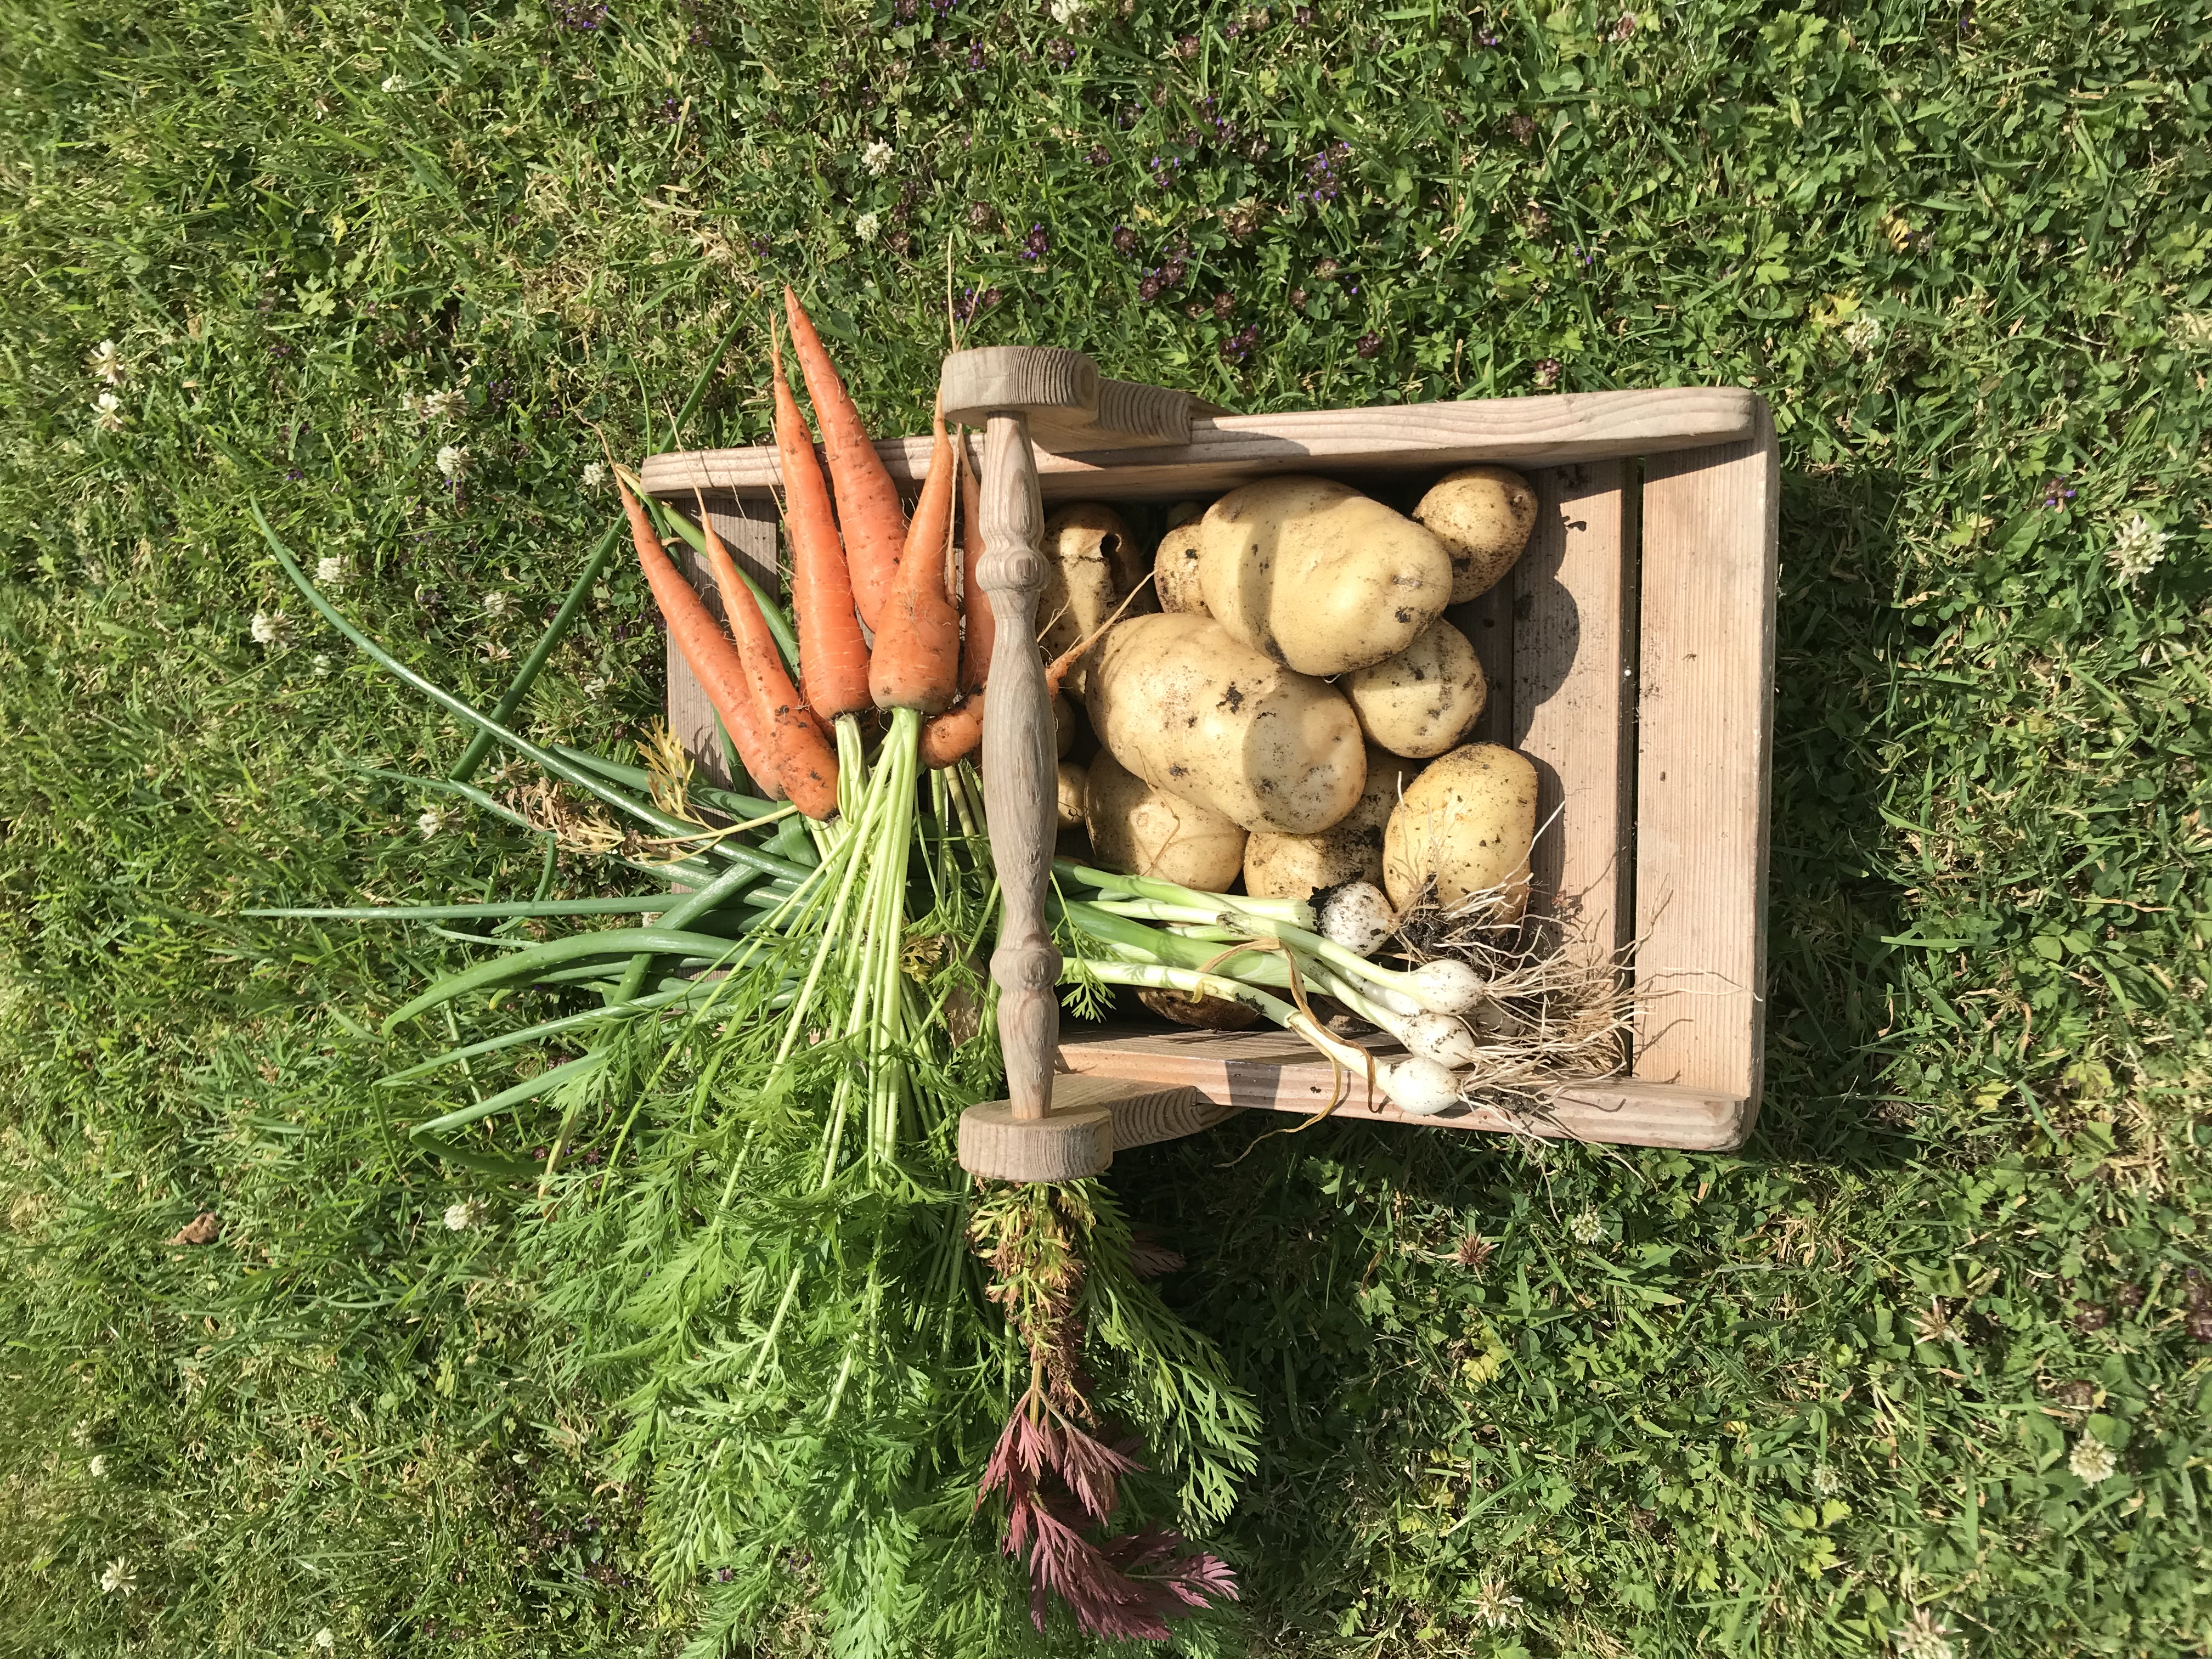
(642, 386), (1778, 1152)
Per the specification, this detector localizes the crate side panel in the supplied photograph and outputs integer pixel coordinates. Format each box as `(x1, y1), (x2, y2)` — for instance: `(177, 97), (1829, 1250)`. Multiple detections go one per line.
(1513, 462), (1634, 969)
(641, 387), (1764, 503)
(1450, 580), (1515, 748)
(1632, 403), (1778, 1105)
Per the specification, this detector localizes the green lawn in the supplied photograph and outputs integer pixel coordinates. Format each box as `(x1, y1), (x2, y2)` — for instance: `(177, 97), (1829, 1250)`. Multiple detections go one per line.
(4, 0), (2210, 1654)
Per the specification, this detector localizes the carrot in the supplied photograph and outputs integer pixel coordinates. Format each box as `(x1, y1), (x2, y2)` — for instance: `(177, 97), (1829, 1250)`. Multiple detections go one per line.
(867, 399), (961, 714)
(614, 476), (782, 798)
(771, 325), (872, 722)
(921, 575), (1141, 768)
(955, 428), (993, 696)
(692, 493), (840, 821)
(783, 287), (905, 635)
(921, 689), (984, 770)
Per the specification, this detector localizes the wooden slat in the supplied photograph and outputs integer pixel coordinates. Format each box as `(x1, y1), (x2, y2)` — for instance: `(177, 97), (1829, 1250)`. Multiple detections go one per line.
(1512, 462), (1635, 968)
(640, 387), (1761, 504)
(665, 499), (778, 790)
(1632, 400), (1778, 1114)
(1449, 579), (1515, 748)
(1059, 1029), (1750, 1151)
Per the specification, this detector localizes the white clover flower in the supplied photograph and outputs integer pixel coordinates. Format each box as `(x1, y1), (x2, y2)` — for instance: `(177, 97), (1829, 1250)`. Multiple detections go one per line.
(312, 653), (333, 676)
(416, 805), (453, 839)
(1569, 1207), (1606, 1245)
(1470, 1577), (1522, 1629)
(1892, 1609), (1954, 1659)
(862, 139), (894, 176)
(1049, 0), (1085, 22)
(1842, 312), (1883, 353)
(251, 610), (289, 646)
(381, 72), (406, 93)
(1809, 1460), (1841, 1498)
(444, 1198), (488, 1231)
(482, 589), (516, 619)
(419, 386), (466, 422)
(313, 1628), (335, 1651)
(581, 460), (607, 490)
(436, 443), (469, 480)
(2068, 1435), (2118, 1484)
(93, 390), (125, 433)
(100, 1558), (136, 1596)
(87, 338), (125, 385)
(89, 1454), (108, 1477)
(314, 554), (352, 587)
(854, 211), (881, 243)
(396, 390), (420, 417)
(2107, 514), (2168, 584)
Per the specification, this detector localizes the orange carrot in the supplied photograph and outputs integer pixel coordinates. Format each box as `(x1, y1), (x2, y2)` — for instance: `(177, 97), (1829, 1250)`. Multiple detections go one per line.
(955, 430), (994, 695)
(867, 400), (961, 714)
(783, 287), (905, 635)
(920, 690), (984, 770)
(921, 580), (1133, 768)
(771, 325), (872, 722)
(692, 494), (839, 821)
(614, 476), (782, 798)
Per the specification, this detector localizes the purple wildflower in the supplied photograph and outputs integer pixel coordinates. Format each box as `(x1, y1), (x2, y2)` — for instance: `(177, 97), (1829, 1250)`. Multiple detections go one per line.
(1022, 223), (1049, 259)
(1533, 357), (1561, 387)
(1220, 325), (1259, 364)
(1111, 223), (1137, 255)
(1355, 330), (1381, 359)
(1088, 143), (1111, 166)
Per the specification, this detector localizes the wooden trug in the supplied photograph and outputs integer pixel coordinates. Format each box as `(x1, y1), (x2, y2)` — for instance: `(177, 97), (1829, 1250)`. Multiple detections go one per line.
(648, 368), (1778, 1164)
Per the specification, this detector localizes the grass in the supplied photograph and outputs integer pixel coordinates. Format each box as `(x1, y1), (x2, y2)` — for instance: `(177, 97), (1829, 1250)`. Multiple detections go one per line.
(3, 0), (2210, 1652)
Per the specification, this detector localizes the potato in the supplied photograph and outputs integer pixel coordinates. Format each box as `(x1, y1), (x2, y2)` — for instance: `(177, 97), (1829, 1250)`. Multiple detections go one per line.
(1341, 618), (1487, 758)
(1055, 760), (1088, 831)
(1382, 743), (1538, 918)
(1041, 504), (1153, 697)
(1243, 748), (1418, 899)
(1153, 518), (1208, 615)
(1413, 465), (1538, 602)
(1084, 749), (1247, 890)
(1163, 499), (1206, 529)
(1085, 613), (1365, 836)
(1195, 475), (1453, 676)
(1137, 985), (1262, 1030)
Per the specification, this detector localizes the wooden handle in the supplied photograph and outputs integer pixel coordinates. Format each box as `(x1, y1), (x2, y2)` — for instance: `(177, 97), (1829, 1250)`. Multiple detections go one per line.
(977, 412), (1060, 1122)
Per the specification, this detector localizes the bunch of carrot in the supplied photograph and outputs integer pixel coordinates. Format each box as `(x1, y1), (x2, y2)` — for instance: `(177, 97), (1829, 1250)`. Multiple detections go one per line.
(606, 289), (1008, 1173)
(614, 287), (994, 834)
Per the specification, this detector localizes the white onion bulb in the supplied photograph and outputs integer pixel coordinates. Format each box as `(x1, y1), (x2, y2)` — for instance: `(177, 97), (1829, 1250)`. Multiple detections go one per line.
(1404, 958), (1483, 1013)
(1383, 1056), (1462, 1115)
(1402, 1011), (1479, 1068)
(1316, 881), (1393, 958)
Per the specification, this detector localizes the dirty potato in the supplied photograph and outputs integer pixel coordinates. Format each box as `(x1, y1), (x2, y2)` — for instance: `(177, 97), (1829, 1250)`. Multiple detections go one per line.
(1341, 617), (1487, 758)
(1084, 749), (1248, 890)
(1382, 743), (1538, 918)
(1243, 747), (1418, 899)
(1195, 475), (1453, 676)
(1413, 465), (1539, 602)
(1085, 612), (1365, 836)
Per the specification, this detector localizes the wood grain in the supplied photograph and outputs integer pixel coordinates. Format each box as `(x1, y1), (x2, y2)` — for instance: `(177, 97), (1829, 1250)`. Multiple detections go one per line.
(1450, 579), (1515, 748)
(1059, 1028), (1751, 1151)
(958, 1087), (1116, 1182)
(1632, 399), (1778, 1118)
(665, 499), (779, 791)
(1512, 462), (1635, 970)
(975, 412), (1062, 1122)
(641, 387), (1761, 503)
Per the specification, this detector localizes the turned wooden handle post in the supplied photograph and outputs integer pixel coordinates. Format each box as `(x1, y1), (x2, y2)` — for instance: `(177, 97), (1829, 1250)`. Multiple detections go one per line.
(976, 413), (1059, 1122)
